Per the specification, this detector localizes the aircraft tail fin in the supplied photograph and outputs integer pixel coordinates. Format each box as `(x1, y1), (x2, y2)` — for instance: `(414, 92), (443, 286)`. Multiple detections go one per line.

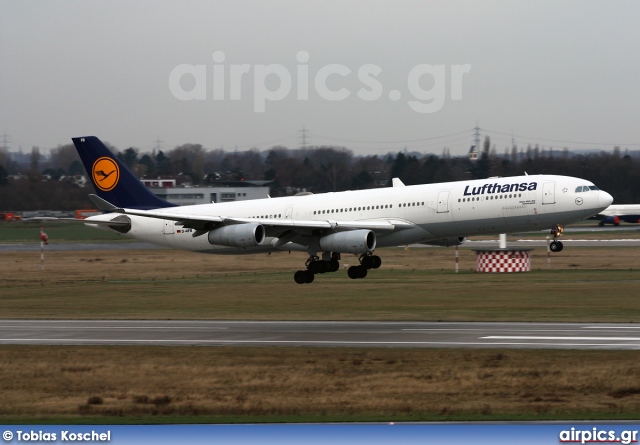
(72, 136), (176, 210)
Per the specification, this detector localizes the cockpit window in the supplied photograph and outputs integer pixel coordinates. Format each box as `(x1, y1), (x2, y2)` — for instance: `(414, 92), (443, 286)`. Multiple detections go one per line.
(589, 185), (600, 191)
(575, 186), (582, 193)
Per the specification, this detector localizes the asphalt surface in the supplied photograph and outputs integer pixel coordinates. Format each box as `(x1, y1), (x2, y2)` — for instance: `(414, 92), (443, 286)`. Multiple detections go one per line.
(1, 320), (640, 350)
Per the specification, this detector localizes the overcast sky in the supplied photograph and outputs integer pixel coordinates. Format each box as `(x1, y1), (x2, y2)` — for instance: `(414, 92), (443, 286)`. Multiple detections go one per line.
(1, 0), (639, 156)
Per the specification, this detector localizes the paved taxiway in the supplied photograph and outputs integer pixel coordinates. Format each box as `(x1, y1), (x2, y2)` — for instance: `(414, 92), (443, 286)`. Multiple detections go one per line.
(1, 320), (640, 350)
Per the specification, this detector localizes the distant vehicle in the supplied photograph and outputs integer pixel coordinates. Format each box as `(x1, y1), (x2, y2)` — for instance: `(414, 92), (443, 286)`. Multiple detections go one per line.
(0, 212), (22, 221)
(75, 209), (101, 220)
(71, 136), (613, 284)
(597, 205), (640, 226)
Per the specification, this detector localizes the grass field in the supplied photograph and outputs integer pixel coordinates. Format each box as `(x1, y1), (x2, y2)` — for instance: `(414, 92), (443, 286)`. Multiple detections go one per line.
(2, 228), (640, 423)
(0, 221), (125, 242)
(1, 247), (640, 321)
(1, 346), (640, 423)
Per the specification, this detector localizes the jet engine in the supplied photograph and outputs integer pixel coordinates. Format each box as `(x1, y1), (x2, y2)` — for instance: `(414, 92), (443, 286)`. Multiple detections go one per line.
(423, 236), (467, 247)
(208, 223), (266, 248)
(319, 229), (376, 254)
(108, 215), (132, 234)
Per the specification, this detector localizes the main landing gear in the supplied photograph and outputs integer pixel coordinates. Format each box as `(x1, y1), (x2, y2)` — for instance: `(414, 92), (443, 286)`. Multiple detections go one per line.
(549, 224), (564, 252)
(292, 252), (382, 284)
(293, 253), (341, 284)
(347, 253), (382, 280)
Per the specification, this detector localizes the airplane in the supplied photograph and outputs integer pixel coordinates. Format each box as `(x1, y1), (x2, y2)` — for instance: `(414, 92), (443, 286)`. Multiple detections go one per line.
(72, 136), (614, 284)
(597, 205), (640, 226)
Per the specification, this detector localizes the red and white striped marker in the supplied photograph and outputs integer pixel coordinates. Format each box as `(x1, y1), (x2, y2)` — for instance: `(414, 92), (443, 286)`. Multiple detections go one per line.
(455, 245), (459, 273)
(39, 226), (48, 270)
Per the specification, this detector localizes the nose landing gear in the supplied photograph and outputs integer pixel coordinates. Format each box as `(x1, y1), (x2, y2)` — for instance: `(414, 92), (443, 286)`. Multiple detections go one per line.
(549, 224), (564, 252)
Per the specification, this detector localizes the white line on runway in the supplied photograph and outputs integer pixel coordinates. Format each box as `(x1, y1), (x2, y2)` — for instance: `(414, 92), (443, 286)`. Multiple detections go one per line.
(0, 326), (228, 330)
(483, 336), (640, 341)
(583, 326), (640, 329)
(404, 329), (593, 332)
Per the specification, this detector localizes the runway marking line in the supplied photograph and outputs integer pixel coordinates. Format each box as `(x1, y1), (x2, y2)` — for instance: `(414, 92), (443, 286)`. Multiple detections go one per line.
(483, 336), (640, 341)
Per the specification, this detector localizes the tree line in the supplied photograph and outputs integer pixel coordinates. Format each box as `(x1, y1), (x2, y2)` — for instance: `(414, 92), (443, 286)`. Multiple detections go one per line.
(1, 136), (638, 211)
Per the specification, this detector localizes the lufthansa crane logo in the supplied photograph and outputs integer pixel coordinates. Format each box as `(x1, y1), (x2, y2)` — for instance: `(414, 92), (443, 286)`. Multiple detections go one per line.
(92, 157), (120, 192)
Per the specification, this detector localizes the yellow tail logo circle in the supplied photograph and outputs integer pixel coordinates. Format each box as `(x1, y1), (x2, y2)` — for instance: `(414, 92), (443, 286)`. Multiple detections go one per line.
(92, 157), (120, 192)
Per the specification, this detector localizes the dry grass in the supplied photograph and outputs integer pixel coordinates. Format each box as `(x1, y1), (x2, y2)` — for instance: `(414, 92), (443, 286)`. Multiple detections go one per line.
(1, 247), (640, 321)
(2, 243), (640, 284)
(2, 244), (640, 422)
(1, 346), (640, 421)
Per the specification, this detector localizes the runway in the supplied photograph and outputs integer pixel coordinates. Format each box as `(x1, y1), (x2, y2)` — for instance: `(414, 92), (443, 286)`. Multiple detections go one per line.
(1, 320), (640, 350)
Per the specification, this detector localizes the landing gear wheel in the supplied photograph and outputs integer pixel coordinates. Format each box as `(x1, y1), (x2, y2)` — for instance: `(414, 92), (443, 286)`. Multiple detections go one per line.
(307, 260), (323, 274)
(347, 266), (361, 279)
(360, 254), (381, 269)
(294, 270), (307, 284)
(295, 269), (316, 284)
(357, 265), (368, 279)
(304, 270), (315, 283)
(329, 259), (340, 272)
(549, 241), (564, 252)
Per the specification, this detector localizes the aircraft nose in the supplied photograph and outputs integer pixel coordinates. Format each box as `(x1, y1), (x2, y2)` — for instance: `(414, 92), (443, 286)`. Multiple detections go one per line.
(599, 191), (613, 208)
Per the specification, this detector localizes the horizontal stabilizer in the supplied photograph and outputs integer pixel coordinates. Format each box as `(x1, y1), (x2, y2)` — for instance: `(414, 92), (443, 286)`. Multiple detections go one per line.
(22, 216), (130, 226)
(89, 194), (118, 211)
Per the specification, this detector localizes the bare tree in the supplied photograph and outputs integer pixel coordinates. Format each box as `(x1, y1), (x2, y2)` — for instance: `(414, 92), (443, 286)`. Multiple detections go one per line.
(49, 144), (81, 173)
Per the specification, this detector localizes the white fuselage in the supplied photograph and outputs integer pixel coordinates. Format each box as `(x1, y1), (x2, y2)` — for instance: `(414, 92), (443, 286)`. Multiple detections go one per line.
(86, 174), (613, 254)
(599, 205), (640, 217)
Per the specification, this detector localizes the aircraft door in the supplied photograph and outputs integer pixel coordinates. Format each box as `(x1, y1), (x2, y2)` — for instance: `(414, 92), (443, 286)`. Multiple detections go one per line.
(163, 220), (174, 235)
(437, 191), (450, 213)
(285, 207), (293, 219)
(542, 182), (556, 205)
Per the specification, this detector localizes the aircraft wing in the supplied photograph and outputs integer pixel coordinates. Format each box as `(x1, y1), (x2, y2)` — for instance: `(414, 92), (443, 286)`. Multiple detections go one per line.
(102, 203), (411, 238)
(223, 216), (400, 231)
(114, 207), (405, 231)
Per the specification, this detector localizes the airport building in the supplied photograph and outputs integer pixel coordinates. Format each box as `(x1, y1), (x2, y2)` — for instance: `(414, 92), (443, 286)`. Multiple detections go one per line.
(141, 179), (271, 206)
